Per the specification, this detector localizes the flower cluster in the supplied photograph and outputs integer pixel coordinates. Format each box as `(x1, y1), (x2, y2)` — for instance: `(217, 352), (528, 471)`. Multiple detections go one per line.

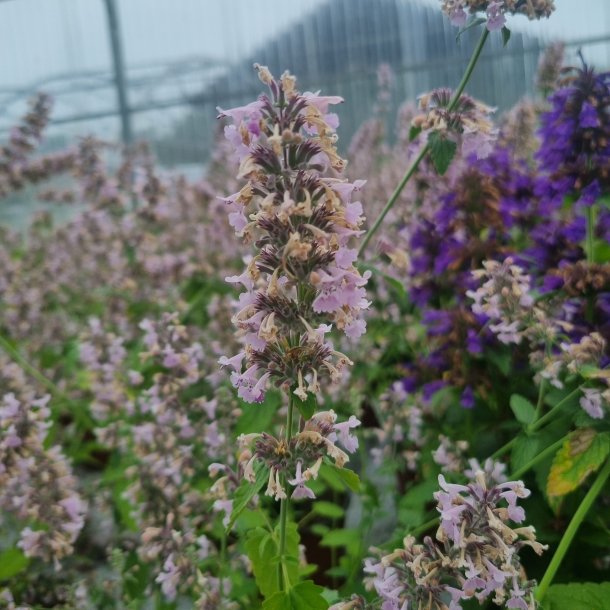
(237, 409), (361, 501)
(440, 0), (555, 30)
(467, 258), (557, 345)
(0, 392), (86, 568)
(364, 470), (545, 610)
(537, 62), (610, 203)
(0, 93), (75, 199)
(412, 88), (498, 159)
(369, 381), (430, 472)
(218, 65), (369, 403)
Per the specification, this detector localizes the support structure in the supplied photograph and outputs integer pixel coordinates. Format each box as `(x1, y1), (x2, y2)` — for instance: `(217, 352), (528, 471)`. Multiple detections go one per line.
(103, 0), (132, 145)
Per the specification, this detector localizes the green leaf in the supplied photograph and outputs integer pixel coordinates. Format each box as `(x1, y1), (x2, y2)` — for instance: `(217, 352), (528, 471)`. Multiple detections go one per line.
(593, 240), (610, 263)
(122, 550), (151, 600)
(226, 460), (268, 532)
(333, 466), (360, 492)
(408, 124), (422, 141)
(547, 429), (610, 497)
(312, 501), (345, 519)
(428, 131), (457, 176)
(501, 26), (511, 46)
(245, 523), (300, 599)
(292, 390), (317, 420)
(263, 581), (328, 610)
(545, 582), (610, 610)
(510, 394), (536, 425)
(0, 548), (29, 580)
(511, 434), (541, 473)
(235, 390), (280, 435)
(320, 528), (358, 550)
(488, 349), (511, 376)
(455, 16), (487, 41)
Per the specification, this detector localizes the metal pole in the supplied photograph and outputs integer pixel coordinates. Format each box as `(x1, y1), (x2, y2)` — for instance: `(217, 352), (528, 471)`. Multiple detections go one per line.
(103, 0), (132, 145)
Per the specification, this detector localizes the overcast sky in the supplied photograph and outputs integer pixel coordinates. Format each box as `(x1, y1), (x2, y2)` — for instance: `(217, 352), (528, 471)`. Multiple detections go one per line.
(0, 0), (608, 90)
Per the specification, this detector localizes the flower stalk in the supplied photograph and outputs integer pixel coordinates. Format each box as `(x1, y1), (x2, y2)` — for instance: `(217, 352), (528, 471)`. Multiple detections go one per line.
(536, 456), (610, 602)
(359, 27), (490, 255)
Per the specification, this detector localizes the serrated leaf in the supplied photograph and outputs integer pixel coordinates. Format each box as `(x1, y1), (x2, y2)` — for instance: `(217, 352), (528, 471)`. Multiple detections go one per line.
(245, 523), (300, 599)
(292, 390), (317, 420)
(262, 580), (329, 610)
(501, 26), (511, 46)
(547, 429), (610, 497)
(235, 390), (280, 435)
(319, 463), (344, 491)
(226, 460), (268, 532)
(511, 434), (541, 473)
(0, 548), (29, 580)
(510, 394), (536, 425)
(545, 581), (610, 610)
(428, 131), (457, 175)
(245, 529), (278, 599)
(334, 466), (360, 492)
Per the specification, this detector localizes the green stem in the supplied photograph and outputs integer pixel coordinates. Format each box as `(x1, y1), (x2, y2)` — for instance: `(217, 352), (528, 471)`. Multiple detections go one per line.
(409, 515), (438, 538)
(277, 393), (295, 592)
(358, 27), (490, 256)
(529, 386), (581, 433)
(536, 456), (610, 602)
(532, 378), (547, 426)
(493, 386), (578, 461)
(510, 437), (565, 480)
(0, 332), (93, 429)
(219, 532), (227, 599)
(491, 436), (517, 460)
(358, 144), (429, 256)
(0, 333), (64, 398)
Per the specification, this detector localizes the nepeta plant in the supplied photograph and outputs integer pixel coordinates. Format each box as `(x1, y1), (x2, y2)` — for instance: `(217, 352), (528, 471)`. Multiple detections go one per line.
(218, 64), (368, 600)
(5, 0), (610, 608)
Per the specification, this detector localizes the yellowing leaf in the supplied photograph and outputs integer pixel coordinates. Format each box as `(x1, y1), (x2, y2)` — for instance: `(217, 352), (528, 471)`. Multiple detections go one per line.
(547, 429), (610, 497)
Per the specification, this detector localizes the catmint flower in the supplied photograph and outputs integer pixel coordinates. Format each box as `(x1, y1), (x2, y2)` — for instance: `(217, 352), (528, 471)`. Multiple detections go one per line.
(539, 332), (607, 391)
(412, 88), (498, 160)
(432, 435), (469, 473)
(218, 65), (369, 404)
(363, 468), (546, 610)
(579, 388), (607, 419)
(440, 0), (555, 30)
(237, 410), (358, 501)
(330, 415), (361, 453)
(368, 382), (429, 471)
(0, 393), (86, 568)
(486, 1), (506, 30)
(467, 258), (558, 347)
(288, 461), (316, 500)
